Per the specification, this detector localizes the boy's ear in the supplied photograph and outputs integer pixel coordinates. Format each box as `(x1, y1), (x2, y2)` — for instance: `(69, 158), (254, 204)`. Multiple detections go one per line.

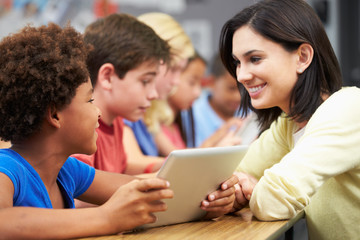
(97, 63), (116, 90)
(296, 43), (314, 74)
(46, 105), (61, 129)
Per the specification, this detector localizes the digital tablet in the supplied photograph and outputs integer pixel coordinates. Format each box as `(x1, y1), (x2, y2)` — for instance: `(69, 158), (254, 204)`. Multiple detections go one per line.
(137, 145), (248, 229)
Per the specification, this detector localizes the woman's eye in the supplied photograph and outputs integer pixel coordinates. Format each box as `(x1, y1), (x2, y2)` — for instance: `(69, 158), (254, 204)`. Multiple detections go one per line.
(250, 56), (261, 63)
(89, 98), (95, 103)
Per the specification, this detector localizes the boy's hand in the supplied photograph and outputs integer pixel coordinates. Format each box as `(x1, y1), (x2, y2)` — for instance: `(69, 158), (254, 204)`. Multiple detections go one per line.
(200, 175), (238, 219)
(100, 178), (173, 233)
(232, 172), (258, 211)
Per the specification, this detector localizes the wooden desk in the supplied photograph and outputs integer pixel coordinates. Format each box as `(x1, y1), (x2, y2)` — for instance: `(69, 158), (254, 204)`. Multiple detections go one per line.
(78, 208), (304, 240)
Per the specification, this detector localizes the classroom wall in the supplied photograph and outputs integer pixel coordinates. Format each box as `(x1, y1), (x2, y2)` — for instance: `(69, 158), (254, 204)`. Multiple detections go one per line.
(114, 0), (254, 63)
(1, 0), (358, 86)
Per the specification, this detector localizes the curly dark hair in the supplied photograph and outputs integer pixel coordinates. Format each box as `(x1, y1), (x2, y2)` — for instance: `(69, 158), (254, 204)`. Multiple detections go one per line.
(0, 23), (92, 143)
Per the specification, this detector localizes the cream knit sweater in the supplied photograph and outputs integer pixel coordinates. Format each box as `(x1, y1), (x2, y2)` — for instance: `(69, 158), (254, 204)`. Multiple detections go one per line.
(238, 87), (360, 240)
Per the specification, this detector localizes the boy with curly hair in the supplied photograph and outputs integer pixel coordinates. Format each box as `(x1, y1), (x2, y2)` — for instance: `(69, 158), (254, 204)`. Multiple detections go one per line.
(0, 23), (174, 238)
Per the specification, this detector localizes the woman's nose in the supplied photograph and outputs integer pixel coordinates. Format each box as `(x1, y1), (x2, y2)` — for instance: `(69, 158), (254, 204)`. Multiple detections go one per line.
(236, 65), (252, 83)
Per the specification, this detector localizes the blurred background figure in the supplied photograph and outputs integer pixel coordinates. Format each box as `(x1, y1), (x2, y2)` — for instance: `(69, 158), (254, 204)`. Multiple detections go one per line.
(123, 12), (195, 174)
(183, 53), (243, 147)
(154, 53), (205, 155)
(154, 52), (244, 157)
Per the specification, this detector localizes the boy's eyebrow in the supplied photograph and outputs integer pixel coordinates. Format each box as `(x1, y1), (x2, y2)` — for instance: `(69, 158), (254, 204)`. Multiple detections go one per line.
(143, 71), (157, 76)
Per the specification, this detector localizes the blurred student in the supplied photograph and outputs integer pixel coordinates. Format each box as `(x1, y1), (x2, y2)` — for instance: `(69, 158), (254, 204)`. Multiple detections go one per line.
(155, 54), (204, 154)
(123, 12), (194, 174)
(219, 0), (360, 239)
(154, 53), (243, 156)
(183, 53), (256, 148)
(0, 23), (173, 239)
(72, 13), (170, 174)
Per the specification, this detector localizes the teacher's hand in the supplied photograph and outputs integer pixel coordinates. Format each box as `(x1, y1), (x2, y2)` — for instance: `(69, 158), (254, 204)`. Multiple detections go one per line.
(200, 174), (238, 219)
(232, 172), (258, 211)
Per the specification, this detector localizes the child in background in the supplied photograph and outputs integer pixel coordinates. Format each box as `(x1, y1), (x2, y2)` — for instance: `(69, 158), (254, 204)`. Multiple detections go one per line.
(123, 12), (194, 174)
(185, 53), (260, 147)
(0, 23), (173, 238)
(73, 13), (170, 174)
(154, 53), (243, 156)
(220, 0), (360, 239)
(155, 54), (204, 154)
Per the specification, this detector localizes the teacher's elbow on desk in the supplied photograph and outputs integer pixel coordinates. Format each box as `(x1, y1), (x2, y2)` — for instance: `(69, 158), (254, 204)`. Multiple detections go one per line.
(249, 187), (307, 221)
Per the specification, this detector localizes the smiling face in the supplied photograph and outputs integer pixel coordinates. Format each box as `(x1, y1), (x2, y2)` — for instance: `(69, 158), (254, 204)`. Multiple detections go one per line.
(232, 25), (299, 114)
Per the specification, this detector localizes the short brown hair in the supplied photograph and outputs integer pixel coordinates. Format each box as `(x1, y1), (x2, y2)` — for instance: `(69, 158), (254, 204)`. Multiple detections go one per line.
(84, 13), (170, 86)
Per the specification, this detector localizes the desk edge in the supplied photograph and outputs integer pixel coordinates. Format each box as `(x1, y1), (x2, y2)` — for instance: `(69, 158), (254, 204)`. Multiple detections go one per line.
(265, 210), (305, 240)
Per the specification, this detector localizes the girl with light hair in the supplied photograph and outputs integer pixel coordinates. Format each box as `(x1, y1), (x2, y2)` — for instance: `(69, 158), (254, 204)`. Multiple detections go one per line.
(123, 12), (195, 174)
(138, 12), (196, 134)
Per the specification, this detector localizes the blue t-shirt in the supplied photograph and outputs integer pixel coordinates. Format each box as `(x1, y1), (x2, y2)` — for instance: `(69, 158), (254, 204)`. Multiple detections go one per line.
(0, 149), (95, 208)
(123, 119), (159, 156)
(182, 90), (243, 147)
(182, 90), (224, 147)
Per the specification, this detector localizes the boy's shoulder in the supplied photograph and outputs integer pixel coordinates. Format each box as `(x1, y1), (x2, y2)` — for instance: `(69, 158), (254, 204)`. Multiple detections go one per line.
(0, 149), (88, 179)
(0, 149), (23, 170)
(0, 149), (29, 197)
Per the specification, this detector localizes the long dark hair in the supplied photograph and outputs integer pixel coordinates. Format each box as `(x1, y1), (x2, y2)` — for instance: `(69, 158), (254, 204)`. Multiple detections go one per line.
(219, 0), (342, 131)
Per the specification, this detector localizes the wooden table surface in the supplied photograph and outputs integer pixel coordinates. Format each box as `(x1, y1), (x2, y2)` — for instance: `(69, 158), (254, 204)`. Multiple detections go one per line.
(77, 208), (304, 240)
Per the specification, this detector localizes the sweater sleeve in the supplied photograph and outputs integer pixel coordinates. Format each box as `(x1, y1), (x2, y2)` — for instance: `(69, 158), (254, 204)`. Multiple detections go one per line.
(250, 87), (360, 220)
(237, 114), (294, 180)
